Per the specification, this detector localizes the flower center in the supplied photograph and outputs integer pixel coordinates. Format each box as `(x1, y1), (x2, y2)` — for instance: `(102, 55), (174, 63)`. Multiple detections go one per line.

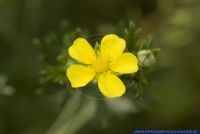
(93, 57), (109, 73)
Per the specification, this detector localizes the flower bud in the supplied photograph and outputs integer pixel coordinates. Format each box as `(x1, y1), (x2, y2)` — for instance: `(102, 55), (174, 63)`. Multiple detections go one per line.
(137, 50), (156, 67)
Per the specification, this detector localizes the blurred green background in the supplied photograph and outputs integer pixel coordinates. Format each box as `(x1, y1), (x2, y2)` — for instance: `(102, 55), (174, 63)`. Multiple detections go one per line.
(0, 0), (200, 134)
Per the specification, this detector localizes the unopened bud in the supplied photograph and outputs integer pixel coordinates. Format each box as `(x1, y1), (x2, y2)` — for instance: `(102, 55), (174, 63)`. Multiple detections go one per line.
(137, 50), (156, 67)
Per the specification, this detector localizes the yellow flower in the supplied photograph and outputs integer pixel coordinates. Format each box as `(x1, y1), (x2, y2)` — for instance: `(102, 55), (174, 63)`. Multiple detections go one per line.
(66, 34), (138, 98)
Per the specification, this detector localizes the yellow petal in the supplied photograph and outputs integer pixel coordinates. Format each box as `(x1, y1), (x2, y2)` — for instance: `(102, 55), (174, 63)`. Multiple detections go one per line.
(98, 73), (125, 98)
(100, 34), (126, 61)
(68, 38), (96, 64)
(110, 53), (138, 74)
(66, 64), (95, 88)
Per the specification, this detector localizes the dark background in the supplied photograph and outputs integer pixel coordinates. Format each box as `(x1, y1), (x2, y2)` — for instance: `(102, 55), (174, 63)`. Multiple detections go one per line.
(0, 0), (200, 134)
